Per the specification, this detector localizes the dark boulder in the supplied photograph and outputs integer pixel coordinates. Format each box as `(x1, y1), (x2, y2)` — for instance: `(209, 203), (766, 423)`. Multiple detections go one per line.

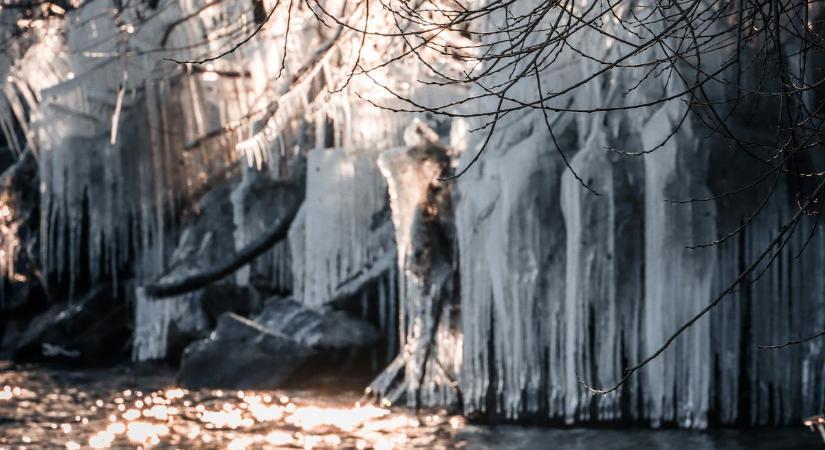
(12, 285), (130, 364)
(177, 299), (380, 389)
(256, 298), (378, 349)
(177, 313), (308, 389)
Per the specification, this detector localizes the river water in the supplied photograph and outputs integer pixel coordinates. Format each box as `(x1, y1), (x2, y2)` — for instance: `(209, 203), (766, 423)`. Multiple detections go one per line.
(0, 362), (820, 449)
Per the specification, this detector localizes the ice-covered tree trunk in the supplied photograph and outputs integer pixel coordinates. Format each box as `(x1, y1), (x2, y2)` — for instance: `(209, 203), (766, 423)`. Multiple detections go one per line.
(376, 133), (460, 408)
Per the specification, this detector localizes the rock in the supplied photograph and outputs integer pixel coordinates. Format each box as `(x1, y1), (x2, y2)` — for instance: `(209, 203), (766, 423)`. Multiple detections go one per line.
(178, 313), (308, 389)
(256, 298), (378, 349)
(177, 300), (379, 389)
(0, 318), (25, 356)
(12, 285), (130, 363)
(11, 303), (63, 358)
(136, 250), (274, 363)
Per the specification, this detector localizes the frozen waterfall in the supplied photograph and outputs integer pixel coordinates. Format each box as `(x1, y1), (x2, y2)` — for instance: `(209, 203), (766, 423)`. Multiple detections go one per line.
(0, 0), (822, 430)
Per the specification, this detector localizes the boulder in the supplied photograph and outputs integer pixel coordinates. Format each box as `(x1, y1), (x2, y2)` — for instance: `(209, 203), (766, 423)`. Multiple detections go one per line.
(177, 299), (379, 389)
(231, 170), (303, 292)
(255, 298), (378, 349)
(178, 313), (308, 389)
(12, 285), (130, 363)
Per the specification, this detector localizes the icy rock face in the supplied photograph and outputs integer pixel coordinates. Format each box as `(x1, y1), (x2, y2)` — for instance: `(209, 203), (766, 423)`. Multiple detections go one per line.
(375, 137), (459, 408)
(638, 105), (716, 428)
(450, 0), (825, 428)
(456, 115), (569, 419)
(455, 7), (580, 422)
(705, 139), (825, 425)
(231, 168), (303, 293)
(445, 0), (708, 427)
(560, 123), (646, 423)
(132, 184), (237, 361)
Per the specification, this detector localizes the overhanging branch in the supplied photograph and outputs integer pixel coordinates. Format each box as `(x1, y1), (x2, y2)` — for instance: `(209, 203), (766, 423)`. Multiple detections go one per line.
(144, 198), (302, 299)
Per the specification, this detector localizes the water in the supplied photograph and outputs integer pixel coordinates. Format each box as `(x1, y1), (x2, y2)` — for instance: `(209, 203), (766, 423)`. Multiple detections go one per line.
(0, 362), (820, 449)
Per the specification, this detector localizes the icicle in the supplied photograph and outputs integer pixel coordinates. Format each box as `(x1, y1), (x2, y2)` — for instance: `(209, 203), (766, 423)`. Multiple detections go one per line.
(299, 147), (392, 308)
(132, 287), (209, 361)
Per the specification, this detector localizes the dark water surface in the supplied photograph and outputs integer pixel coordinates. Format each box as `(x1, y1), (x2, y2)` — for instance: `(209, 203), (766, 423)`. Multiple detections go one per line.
(0, 362), (820, 449)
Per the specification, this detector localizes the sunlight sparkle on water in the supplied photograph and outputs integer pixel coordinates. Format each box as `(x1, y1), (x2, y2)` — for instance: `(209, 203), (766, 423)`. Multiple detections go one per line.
(285, 405), (390, 432)
(0, 365), (465, 450)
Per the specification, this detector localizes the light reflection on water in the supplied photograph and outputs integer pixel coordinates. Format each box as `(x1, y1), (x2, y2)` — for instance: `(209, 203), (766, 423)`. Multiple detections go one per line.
(0, 362), (819, 449)
(0, 363), (462, 449)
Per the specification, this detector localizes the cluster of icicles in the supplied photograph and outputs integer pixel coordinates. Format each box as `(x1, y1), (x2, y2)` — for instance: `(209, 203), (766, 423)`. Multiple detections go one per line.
(0, 0), (822, 429)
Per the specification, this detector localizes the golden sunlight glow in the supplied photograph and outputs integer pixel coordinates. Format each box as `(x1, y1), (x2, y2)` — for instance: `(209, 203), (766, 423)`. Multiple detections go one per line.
(12, 380), (463, 450)
(0, 385), (30, 401)
(121, 409), (140, 421)
(285, 405), (390, 432)
(88, 430), (114, 449)
(125, 421), (169, 446)
(199, 408), (254, 429)
(265, 430), (293, 445)
(165, 388), (187, 399)
(247, 402), (284, 422)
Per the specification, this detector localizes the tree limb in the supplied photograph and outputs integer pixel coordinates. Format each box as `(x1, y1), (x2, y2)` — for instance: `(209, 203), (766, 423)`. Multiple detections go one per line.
(144, 198), (302, 298)
(758, 329), (825, 350)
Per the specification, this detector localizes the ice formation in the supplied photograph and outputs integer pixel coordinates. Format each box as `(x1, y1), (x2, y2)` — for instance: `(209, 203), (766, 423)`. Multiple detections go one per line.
(297, 147), (394, 309)
(0, 0), (822, 430)
(375, 131), (461, 408)
(449, 0), (824, 427)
